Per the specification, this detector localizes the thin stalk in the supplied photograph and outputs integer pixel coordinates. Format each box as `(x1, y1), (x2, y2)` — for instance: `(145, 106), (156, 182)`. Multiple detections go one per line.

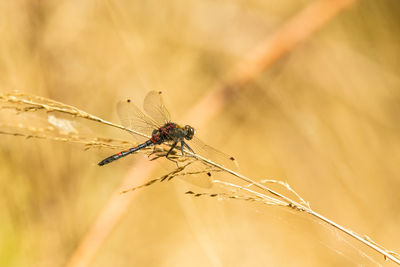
(188, 151), (400, 265)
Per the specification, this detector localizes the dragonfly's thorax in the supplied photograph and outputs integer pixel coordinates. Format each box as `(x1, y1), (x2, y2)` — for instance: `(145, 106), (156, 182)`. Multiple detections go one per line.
(150, 122), (193, 144)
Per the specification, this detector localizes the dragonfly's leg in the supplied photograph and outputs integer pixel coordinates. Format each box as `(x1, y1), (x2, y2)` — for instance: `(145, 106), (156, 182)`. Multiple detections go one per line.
(181, 141), (195, 157)
(166, 141), (180, 167)
(166, 141), (178, 162)
(180, 141), (185, 156)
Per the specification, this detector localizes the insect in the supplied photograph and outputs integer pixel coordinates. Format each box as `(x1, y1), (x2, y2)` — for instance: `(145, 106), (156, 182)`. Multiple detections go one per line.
(98, 121), (196, 166)
(98, 91), (236, 175)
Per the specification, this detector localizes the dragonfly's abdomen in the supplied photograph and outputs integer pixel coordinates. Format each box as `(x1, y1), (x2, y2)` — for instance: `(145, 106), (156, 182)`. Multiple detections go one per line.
(98, 140), (153, 166)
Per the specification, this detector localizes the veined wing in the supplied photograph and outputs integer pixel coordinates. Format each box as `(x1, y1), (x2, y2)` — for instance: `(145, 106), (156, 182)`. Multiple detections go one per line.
(117, 98), (160, 140)
(188, 137), (238, 173)
(174, 137), (237, 188)
(143, 91), (171, 125)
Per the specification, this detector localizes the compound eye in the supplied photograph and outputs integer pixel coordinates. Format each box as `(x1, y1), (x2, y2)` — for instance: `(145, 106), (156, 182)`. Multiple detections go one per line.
(185, 125), (195, 140)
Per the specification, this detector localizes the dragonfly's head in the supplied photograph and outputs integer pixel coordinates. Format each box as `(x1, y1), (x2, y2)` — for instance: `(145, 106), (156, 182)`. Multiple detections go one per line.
(184, 125), (195, 140)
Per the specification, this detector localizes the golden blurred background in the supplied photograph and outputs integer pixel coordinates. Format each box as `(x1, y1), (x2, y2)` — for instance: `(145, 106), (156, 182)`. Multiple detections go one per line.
(1, 0), (400, 266)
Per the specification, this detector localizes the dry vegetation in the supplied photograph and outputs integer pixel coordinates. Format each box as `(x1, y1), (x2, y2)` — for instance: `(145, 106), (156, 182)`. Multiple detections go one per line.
(1, 0), (400, 266)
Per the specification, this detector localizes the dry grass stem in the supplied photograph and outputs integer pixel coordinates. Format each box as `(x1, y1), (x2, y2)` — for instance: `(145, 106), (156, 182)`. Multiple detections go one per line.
(259, 179), (310, 208)
(199, 154), (400, 264)
(0, 92), (149, 139)
(211, 180), (290, 207)
(0, 126), (134, 151)
(185, 190), (289, 207)
(2, 90), (398, 264)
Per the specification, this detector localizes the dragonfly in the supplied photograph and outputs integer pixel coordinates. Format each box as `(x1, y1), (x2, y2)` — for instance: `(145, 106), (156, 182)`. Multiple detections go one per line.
(98, 91), (236, 175)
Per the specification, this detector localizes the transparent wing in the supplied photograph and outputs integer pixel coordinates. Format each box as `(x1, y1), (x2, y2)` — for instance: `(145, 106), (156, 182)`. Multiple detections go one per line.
(172, 137), (238, 188)
(117, 98), (161, 140)
(178, 162), (214, 188)
(188, 137), (238, 173)
(143, 91), (171, 125)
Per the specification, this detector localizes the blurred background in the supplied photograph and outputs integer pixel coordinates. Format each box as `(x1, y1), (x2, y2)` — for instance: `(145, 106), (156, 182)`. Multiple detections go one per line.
(1, 0), (400, 266)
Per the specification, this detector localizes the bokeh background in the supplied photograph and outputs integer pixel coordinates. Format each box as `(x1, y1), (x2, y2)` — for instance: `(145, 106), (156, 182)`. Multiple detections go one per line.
(1, 0), (400, 266)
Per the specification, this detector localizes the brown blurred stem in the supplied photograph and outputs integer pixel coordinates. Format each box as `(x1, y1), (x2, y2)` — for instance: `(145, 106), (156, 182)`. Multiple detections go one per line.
(65, 1), (400, 267)
(185, 0), (358, 127)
